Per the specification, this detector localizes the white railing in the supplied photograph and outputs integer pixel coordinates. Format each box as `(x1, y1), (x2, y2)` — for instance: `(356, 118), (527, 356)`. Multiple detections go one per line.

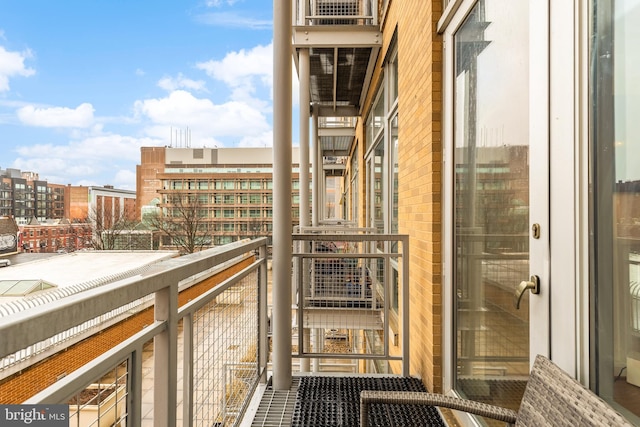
(292, 232), (410, 376)
(0, 238), (269, 427)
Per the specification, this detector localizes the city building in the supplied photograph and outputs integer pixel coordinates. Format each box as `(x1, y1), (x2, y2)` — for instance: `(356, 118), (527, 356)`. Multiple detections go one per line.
(18, 218), (92, 253)
(67, 185), (137, 224)
(136, 146), (305, 248)
(0, 168), (135, 232)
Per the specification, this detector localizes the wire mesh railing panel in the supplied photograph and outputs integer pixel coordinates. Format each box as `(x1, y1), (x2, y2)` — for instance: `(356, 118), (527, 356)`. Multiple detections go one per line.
(301, 0), (377, 25)
(293, 233), (408, 374)
(191, 272), (259, 427)
(67, 361), (129, 427)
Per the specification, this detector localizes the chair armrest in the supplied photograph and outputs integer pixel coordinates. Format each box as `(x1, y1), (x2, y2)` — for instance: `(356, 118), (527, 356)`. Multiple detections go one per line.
(360, 390), (518, 427)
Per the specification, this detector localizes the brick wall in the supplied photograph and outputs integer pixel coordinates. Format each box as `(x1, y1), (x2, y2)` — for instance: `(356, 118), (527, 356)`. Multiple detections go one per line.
(357, 0), (443, 392)
(397, 0), (443, 394)
(0, 257), (254, 403)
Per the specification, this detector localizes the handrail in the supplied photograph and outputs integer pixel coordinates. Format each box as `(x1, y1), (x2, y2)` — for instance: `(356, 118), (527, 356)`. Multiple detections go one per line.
(0, 238), (266, 359)
(0, 238), (269, 427)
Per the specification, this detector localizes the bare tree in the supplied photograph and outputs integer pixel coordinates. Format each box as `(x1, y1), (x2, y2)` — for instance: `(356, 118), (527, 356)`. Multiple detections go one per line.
(87, 204), (139, 250)
(248, 218), (264, 240)
(145, 192), (211, 254)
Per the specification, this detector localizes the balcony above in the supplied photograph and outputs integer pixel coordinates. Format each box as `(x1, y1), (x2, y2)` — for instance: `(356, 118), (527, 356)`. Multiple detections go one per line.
(293, 0), (382, 119)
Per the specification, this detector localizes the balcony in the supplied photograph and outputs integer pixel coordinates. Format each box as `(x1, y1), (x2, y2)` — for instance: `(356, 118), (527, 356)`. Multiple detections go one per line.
(293, 0), (382, 121)
(0, 234), (420, 427)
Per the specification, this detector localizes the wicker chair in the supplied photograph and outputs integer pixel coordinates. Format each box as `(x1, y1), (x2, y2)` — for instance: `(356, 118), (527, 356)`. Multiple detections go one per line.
(360, 354), (634, 426)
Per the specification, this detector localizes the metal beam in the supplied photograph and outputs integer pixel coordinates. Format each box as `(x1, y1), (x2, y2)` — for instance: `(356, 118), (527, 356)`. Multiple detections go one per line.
(292, 26), (381, 48)
(318, 128), (356, 137)
(314, 105), (359, 117)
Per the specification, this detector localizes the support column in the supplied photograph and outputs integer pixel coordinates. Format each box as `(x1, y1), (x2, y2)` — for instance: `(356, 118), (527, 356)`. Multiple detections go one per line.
(300, 50), (310, 230)
(272, 0), (292, 390)
(299, 49), (311, 373)
(311, 106), (320, 226)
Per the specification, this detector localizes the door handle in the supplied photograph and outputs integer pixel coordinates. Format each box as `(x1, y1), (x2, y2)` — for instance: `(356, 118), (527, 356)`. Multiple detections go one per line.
(514, 275), (540, 309)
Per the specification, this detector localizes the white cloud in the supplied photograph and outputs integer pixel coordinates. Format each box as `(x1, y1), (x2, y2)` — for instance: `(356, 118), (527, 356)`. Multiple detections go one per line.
(158, 73), (207, 92)
(205, 0), (241, 6)
(12, 133), (163, 189)
(135, 68), (145, 76)
(195, 12), (271, 30)
(0, 45), (36, 92)
(134, 90), (270, 138)
(17, 103), (95, 128)
(113, 169), (137, 190)
(238, 131), (273, 148)
(197, 43), (272, 106)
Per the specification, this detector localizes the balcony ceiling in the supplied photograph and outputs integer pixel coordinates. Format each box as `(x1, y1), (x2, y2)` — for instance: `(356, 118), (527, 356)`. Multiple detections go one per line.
(294, 25), (381, 173)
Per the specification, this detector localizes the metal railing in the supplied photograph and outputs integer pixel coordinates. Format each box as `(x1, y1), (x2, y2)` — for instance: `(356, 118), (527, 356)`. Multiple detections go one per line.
(295, 0), (378, 26)
(292, 232), (410, 376)
(0, 238), (269, 427)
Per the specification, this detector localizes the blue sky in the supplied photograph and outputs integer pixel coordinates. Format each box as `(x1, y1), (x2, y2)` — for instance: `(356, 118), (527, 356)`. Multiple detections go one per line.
(0, 0), (297, 190)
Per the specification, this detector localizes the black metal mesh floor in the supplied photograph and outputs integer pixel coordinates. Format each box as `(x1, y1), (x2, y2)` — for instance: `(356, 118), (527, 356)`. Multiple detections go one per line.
(292, 377), (446, 427)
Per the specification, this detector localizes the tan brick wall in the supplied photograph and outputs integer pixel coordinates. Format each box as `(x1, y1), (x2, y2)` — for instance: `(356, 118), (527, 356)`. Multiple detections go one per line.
(68, 186), (90, 221)
(136, 146), (166, 220)
(0, 258), (253, 403)
(357, 0), (443, 392)
(398, 0), (443, 394)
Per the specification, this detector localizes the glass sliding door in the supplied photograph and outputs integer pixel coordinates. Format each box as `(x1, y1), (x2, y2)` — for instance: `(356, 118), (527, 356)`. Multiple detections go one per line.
(453, 0), (531, 413)
(591, 0), (640, 422)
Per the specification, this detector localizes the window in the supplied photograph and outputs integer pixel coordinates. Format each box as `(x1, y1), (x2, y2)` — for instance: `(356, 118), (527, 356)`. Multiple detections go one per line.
(215, 180), (234, 190)
(223, 209), (234, 218)
(250, 194), (261, 204)
(250, 180), (262, 190)
(364, 43), (399, 314)
(591, 1), (640, 421)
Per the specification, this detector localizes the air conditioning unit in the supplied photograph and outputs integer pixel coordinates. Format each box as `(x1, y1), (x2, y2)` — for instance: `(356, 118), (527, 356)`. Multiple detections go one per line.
(314, 0), (360, 24)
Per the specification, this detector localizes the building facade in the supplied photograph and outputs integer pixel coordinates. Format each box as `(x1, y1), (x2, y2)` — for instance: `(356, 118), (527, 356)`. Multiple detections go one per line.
(19, 219), (93, 253)
(284, 0), (640, 423)
(67, 185), (137, 224)
(136, 146), (303, 247)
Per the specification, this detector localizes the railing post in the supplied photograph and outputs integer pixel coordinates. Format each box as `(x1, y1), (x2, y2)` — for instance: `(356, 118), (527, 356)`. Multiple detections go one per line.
(127, 345), (143, 427)
(259, 243), (269, 382)
(402, 235), (410, 376)
(183, 313), (194, 427)
(154, 283), (178, 427)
